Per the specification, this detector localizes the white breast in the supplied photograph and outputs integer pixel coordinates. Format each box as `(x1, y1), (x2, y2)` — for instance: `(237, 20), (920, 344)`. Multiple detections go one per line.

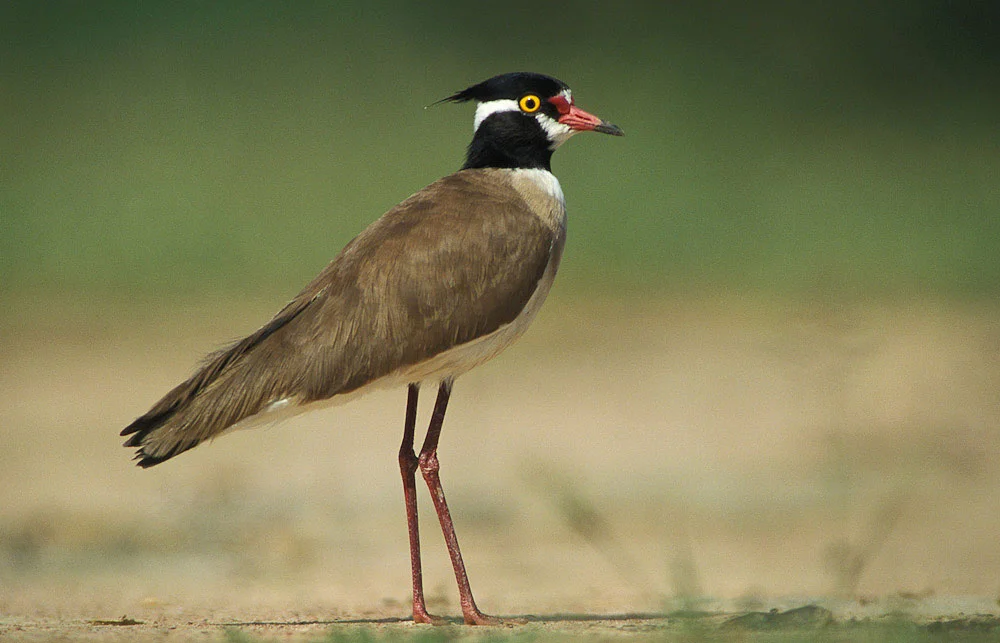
(512, 168), (566, 207)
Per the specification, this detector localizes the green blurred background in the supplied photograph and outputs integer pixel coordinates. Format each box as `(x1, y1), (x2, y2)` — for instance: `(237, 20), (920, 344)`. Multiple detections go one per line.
(3, 4), (1000, 627)
(3, 1), (998, 304)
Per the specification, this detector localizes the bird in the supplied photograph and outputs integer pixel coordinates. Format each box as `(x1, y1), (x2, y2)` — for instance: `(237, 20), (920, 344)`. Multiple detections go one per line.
(121, 71), (623, 625)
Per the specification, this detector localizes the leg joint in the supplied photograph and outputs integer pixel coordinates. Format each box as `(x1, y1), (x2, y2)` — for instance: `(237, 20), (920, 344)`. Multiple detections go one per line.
(417, 450), (439, 475)
(398, 449), (419, 474)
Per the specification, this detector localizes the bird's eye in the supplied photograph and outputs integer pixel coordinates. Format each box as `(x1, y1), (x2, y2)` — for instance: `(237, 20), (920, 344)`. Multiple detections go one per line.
(518, 94), (541, 113)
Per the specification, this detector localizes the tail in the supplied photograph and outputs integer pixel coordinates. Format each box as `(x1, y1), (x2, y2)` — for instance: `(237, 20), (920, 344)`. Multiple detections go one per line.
(120, 377), (207, 467)
(121, 294), (319, 467)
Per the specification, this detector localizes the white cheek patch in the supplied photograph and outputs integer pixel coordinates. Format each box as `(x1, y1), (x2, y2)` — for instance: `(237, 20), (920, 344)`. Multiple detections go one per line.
(474, 99), (519, 131)
(474, 96), (578, 150)
(534, 112), (577, 149)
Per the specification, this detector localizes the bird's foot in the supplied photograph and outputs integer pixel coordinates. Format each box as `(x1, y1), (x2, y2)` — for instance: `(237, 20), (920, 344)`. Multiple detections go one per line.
(412, 607), (450, 626)
(463, 609), (510, 626)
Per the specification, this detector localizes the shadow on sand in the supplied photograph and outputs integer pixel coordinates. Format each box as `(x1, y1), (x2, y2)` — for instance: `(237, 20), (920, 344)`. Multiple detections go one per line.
(217, 612), (672, 627)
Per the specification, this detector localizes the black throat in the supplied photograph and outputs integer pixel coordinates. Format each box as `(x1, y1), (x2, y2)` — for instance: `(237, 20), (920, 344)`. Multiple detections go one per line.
(461, 111), (554, 172)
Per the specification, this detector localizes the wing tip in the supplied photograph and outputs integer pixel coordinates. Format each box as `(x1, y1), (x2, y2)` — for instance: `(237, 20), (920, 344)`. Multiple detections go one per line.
(121, 413), (188, 468)
(133, 451), (172, 468)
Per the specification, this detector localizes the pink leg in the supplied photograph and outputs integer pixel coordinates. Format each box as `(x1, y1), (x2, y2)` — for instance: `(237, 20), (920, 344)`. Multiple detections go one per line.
(398, 383), (446, 625)
(417, 379), (501, 626)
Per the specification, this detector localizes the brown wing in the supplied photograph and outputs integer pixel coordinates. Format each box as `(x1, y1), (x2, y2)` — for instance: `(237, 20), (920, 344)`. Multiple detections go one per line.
(122, 169), (557, 466)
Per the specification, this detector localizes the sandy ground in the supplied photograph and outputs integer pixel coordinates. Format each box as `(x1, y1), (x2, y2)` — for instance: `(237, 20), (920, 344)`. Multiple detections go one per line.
(2, 294), (999, 639)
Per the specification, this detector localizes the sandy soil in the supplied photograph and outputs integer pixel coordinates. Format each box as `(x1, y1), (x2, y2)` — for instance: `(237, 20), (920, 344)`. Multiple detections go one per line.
(2, 294), (999, 639)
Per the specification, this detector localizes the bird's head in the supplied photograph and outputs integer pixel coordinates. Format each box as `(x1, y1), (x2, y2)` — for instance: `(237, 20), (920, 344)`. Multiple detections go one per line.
(443, 72), (623, 171)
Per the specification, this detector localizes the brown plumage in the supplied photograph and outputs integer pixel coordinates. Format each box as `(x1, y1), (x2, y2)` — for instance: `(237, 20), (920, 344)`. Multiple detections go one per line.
(122, 72), (622, 625)
(122, 168), (561, 466)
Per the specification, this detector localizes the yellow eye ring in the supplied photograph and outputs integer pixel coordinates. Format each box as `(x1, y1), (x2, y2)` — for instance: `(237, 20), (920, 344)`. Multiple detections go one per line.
(519, 94), (541, 113)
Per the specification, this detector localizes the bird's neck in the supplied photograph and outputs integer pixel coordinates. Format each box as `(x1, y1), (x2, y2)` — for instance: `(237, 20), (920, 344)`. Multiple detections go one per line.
(462, 114), (554, 172)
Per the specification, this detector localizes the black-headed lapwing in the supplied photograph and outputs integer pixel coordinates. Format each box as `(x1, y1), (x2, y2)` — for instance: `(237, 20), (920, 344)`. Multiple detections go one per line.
(122, 72), (623, 625)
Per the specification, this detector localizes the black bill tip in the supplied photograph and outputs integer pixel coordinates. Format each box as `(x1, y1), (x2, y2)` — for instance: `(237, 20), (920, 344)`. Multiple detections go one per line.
(595, 121), (625, 136)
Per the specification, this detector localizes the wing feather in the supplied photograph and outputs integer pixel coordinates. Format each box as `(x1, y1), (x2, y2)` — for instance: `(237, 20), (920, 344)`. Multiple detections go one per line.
(122, 169), (558, 465)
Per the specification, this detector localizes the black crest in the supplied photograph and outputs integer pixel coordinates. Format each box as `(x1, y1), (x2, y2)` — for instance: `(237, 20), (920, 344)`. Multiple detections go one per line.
(443, 72), (569, 104)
